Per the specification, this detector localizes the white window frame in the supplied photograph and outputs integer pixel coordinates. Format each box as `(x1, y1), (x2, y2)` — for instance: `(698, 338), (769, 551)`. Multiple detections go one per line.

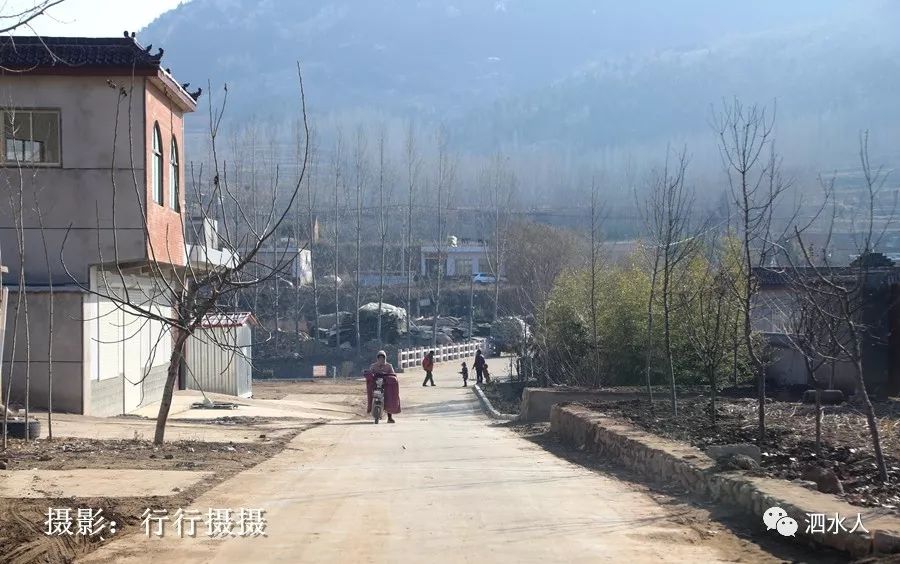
(169, 136), (180, 211)
(151, 123), (164, 205)
(1, 108), (61, 167)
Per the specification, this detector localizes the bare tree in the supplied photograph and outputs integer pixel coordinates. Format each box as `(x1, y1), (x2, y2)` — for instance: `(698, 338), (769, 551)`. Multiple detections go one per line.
(330, 132), (344, 348)
(787, 132), (895, 481)
(303, 129), (320, 338)
(0, 1), (65, 37)
(352, 128), (367, 350)
(2, 131), (32, 446)
(430, 128), (454, 348)
(481, 153), (515, 322)
(637, 194), (664, 406)
(403, 123), (420, 338)
(714, 99), (789, 442)
(505, 221), (582, 386)
(588, 178), (603, 388)
(642, 147), (695, 415)
(35, 196), (53, 439)
(680, 242), (738, 424)
(376, 128), (389, 342)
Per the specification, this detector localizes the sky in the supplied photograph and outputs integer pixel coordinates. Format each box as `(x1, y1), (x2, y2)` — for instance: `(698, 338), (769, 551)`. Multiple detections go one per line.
(6, 0), (183, 36)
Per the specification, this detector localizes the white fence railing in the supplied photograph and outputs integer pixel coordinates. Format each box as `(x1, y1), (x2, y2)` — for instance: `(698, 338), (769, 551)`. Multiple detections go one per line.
(396, 338), (486, 372)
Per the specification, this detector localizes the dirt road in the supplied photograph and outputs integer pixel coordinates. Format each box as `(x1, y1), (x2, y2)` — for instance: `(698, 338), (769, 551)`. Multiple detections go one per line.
(81, 361), (783, 563)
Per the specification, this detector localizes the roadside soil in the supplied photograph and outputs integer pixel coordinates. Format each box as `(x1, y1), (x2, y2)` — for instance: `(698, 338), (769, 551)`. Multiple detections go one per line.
(250, 378), (363, 400)
(588, 397), (900, 513)
(0, 425), (315, 564)
(510, 421), (847, 564)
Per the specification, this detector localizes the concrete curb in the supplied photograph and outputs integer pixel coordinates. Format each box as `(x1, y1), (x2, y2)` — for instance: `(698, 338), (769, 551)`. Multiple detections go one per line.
(551, 404), (900, 558)
(473, 384), (518, 421)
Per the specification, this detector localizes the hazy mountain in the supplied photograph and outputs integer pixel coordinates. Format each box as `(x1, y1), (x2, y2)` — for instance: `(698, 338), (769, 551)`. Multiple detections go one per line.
(455, 3), (900, 167)
(141, 0), (899, 169)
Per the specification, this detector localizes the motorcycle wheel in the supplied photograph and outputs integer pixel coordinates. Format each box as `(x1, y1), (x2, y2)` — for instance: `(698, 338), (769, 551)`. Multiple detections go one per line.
(373, 405), (382, 424)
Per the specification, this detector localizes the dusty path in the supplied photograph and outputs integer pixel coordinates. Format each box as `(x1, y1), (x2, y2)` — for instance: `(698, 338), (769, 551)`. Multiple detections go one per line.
(82, 360), (781, 563)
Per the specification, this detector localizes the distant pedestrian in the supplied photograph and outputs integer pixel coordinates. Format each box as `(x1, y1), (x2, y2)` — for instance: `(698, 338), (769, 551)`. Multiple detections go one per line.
(473, 349), (486, 385)
(422, 351), (436, 387)
(460, 362), (469, 387)
(483, 362), (491, 384)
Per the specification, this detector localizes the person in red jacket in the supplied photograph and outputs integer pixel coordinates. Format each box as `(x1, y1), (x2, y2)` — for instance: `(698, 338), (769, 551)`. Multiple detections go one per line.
(422, 351), (436, 386)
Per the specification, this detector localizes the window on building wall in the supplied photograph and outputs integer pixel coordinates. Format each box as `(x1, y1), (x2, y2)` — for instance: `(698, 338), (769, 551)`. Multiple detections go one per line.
(1, 109), (61, 166)
(455, 257), (473, 277)
(151, 123), (164, 205)
(169, 137), (180, 211)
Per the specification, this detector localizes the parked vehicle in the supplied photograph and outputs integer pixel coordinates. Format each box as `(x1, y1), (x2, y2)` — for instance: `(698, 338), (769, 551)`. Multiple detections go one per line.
(472, 273), (496, 284)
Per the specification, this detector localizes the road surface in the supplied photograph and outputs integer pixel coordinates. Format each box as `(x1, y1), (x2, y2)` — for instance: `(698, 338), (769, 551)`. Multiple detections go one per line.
(83, 359), (775, 563)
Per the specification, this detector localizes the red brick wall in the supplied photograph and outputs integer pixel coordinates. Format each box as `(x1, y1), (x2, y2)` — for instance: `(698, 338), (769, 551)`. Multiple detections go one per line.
(144, 79), (186, 266)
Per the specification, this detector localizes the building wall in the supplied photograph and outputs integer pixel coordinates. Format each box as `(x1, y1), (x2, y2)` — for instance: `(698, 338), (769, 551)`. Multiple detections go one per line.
(420, 245), (504, 277)
(0, 75), (148, 285)
(83, 268), (173, 415)
(144, 80), (186, 267)
(186, 325), (252, 398)
(2, 290), (85, 413)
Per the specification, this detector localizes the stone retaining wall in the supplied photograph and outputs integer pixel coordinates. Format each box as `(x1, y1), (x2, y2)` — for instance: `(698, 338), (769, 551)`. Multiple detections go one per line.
(473, 384), (517, 420)
(550, 403), (900, 558)
(520, 388), (700, 422)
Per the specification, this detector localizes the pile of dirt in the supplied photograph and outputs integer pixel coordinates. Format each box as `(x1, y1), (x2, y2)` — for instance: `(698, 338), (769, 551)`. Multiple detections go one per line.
(588, 397), (900, 512)
(0, 433), (301, 563)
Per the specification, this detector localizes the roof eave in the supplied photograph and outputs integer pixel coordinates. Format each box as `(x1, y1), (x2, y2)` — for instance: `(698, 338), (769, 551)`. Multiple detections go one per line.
(151, 71), (197, 113)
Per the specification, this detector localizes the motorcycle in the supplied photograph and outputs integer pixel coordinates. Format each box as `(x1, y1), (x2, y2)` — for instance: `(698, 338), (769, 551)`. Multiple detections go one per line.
(371, 374), (385, 424)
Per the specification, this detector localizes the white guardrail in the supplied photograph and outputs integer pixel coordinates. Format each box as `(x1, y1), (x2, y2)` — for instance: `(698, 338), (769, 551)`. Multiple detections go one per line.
(396, 338), (486, 373)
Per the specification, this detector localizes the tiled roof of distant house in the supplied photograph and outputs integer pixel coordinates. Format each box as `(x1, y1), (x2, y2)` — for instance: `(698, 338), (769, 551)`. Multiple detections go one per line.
(753, 266), (900, 288)
(0, 35), (163, 70)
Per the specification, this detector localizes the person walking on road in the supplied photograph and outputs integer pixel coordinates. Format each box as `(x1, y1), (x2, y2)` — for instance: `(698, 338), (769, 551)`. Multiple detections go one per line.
(473, 349), (486, 385)
(422, 351), (436, 386)
(460, 362), (469, 387)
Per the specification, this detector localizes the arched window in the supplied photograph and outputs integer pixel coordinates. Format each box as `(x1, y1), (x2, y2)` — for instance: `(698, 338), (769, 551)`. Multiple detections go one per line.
(151, 123), (163, 205)
(169, 137), (180, 211)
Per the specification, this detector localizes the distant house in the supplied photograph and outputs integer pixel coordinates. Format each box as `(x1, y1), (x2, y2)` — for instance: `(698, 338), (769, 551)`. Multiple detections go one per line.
(185, 312), (256, 398)
(0, 36), (199, 415)
(420, 239), (504, 279)
(752, 265), (900, 395)
(254, 238), (313, 286)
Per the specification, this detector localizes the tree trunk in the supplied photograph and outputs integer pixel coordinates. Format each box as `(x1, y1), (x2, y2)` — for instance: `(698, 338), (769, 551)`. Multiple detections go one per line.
(333, 162), (341, 350)
(377, 137), (386, 342)
(154, 330), (190, 445)
(306, 172), (320, 341)
(709, 366), (717, 425)
(815, 387), (822, 456)
(853, 356), (888, 481)
(662, 255), (677, 416)
(355, 176), (361, 352)
(732, 313), (739, 386)
(643, 252), (660, 406)
(468, 274), (475, 338)
(590, 189), (600, 389)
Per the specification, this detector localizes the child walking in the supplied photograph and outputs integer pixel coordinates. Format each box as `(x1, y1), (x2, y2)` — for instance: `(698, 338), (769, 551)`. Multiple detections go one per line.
(460, 362), (469, 387)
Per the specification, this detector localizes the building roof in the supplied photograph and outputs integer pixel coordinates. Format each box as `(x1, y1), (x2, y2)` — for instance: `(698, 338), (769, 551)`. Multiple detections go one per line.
(0, 35), (200, 108)
(201, 312), (258, 328)
(753, 266), (900, 288)
(0, 36), (165, 70)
